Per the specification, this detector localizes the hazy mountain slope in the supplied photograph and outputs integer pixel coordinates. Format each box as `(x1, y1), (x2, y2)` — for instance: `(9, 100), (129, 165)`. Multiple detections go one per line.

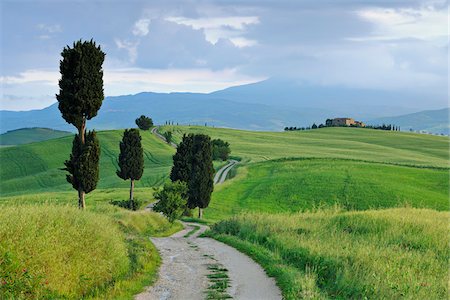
(368, 108), (449, 135)
(0, 128), (71, 146)
(0, 93), (329, 133)
(1, 80), (447, 133)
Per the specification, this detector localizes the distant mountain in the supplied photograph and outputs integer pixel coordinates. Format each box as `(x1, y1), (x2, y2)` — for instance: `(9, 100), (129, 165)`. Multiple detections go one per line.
(1, 79), (447, 133)
(0, 127), (71, 146)
(368, 108), (449, 135)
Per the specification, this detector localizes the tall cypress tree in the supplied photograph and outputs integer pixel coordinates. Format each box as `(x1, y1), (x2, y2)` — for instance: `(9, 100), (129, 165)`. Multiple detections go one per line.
(57, 40), (105, 209)
(170, 133), (214, 218)
(170, 134), (193, 183)
(117, 129), (144, 203)
(188, 134), (214, 218)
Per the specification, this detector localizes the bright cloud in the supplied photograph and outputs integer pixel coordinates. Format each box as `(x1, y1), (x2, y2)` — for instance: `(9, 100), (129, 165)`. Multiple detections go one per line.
(166, 15), (259, 46)
(353, 6), (447, 41)
(132, 18), (151, 36)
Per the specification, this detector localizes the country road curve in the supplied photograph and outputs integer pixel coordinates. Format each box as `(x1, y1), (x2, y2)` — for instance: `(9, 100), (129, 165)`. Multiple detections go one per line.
(135, 222), (282, 300)
(151, 127), (177, 148)
(214, 160), (238, 184)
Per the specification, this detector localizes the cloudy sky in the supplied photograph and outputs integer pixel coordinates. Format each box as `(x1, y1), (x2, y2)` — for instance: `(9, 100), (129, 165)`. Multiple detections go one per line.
(0, 0), (447, 110)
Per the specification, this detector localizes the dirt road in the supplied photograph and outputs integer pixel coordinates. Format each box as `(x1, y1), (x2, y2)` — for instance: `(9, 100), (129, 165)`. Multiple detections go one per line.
(135, 223), (281, 300)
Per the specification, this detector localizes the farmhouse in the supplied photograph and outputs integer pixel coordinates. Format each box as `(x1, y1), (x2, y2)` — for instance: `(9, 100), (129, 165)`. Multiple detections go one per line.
(330, 118), (365, 127)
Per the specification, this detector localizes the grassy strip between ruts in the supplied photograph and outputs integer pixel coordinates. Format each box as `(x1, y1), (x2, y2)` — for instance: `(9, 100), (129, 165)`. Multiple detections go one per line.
(0, 204), (182, 299)
(206, 207), (449, 299)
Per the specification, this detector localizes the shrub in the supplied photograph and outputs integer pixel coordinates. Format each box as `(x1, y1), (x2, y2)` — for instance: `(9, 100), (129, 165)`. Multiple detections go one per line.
(110, 198), (143, 211)
(153, 181), (188, 222)
(135, 115), (153, 130)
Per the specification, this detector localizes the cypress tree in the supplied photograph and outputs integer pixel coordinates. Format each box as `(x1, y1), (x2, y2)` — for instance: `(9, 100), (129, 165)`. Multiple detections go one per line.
(63, 131), (100, 208)
(170, 134), (193, 183)
(170, 134), (214, 218)
(57, 40), (105, 209)
(188, 134), (214, 218)
(117, 129), (144, 203)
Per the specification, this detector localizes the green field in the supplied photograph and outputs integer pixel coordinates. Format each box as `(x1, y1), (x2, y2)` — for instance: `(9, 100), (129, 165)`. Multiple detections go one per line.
(0, 129), (174, 196)
(0, 128), (71, 146)
(1, 125), (448, 299)
(160, 126), (449, 167)
(209, 208), (448, 299)
(204, 158), (449, 221)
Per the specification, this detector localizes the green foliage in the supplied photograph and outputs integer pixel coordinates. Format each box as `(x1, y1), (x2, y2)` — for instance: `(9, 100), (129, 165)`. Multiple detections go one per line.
(169, 134), (214, 216)
(56, 40), (105, 131)
(163, 131), (172, 144)
(135, 115), (153, 131)
(153, 181), (188, 223)
(212, 139), (231, 161)
(209, 208), (449, 299)
(170, 134), (193, 183)
(117, 129), (144, 181)
(110, 198), (143, 211)
(63, 130), (100, 194)
(188, 134), (214, 210)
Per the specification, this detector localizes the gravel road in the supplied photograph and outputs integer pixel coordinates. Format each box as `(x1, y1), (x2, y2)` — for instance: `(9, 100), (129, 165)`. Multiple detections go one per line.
(135, 223), (281, 300)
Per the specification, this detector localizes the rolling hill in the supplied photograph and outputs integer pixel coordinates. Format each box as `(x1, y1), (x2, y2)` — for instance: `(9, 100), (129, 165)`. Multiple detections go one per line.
(2, 126), (448, 215)
(0, 129), (174, 196)
(0, 127), (71, 146)
(368, 107), (450, 135)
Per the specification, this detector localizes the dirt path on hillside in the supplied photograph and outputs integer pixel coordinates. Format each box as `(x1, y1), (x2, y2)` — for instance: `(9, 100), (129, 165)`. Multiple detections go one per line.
(213, 160), (238, 184)
(135, 223), (281, 300)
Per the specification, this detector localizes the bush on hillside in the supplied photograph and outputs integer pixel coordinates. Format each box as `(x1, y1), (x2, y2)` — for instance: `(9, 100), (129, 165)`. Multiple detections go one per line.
(212, 139), (231, 161)
(135, 115), (153, 130)
(153, 181), (188, 223)
(110, 198), (143, 211)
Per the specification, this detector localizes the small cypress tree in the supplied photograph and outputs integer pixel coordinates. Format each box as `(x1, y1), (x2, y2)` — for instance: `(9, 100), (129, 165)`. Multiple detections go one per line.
(117, 129), (144, 203)
(63, 131), (100, 208)
(57, 40), (105, 209)
(170, 134), (193, 183)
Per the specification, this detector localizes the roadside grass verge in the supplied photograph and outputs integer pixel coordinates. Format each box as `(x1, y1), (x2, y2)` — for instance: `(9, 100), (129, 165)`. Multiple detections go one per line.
(207, 208), (449, 299)
(0, 203), (181, 299)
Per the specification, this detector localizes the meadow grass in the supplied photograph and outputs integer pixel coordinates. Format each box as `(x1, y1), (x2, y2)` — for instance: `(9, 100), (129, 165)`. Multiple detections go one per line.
(0, 202), (181, 299)
(208, 208), (449, 299)
(204, 158), (449, 221)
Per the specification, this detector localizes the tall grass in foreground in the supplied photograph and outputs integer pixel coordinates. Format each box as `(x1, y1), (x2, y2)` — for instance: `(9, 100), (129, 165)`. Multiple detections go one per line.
(0, 204), (182, 299)
(209, 208), (449, 299)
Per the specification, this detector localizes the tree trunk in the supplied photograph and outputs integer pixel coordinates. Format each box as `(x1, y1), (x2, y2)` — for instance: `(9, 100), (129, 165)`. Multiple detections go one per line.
(198, 207), (203, 219)
(80, 117), (86, 144)
(77, 118), (86, 209)
(78, 189), (85, 209)
(130, 179), (134, 201)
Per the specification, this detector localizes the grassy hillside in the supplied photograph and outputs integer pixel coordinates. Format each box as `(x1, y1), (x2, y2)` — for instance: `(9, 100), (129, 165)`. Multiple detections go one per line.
(0, 129), (174, 196)
(0, 127), (71, 146)
(209, 208), (449, 299)
(0, 203), (181, 299)
(160, 126), (449, 167)
(205, 158), (448, 221)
